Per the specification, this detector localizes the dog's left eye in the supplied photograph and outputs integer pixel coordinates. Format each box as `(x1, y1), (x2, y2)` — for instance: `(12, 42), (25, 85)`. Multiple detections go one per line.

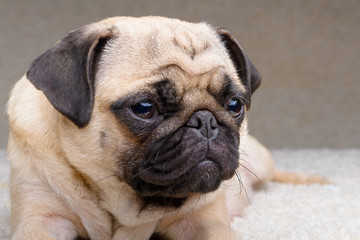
(226, 98), (244, 118)
(129, 101), (157, 119)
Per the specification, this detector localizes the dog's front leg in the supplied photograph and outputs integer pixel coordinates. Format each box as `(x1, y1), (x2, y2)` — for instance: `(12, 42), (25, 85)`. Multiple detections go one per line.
(9, 175), (84, 240)
(157, 193), (239, 240)
(8, 139), (112, 240)
(11, 215), (78, 240)
(111, 222), (157, 240)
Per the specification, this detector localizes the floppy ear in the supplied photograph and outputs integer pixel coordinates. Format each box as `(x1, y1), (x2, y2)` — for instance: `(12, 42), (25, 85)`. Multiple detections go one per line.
(27, 27), (113, 128)
(217, 28), (261, 107)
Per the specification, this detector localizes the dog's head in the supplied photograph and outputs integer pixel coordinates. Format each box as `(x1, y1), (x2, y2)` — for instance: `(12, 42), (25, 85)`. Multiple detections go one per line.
(26, 17), (261, 206)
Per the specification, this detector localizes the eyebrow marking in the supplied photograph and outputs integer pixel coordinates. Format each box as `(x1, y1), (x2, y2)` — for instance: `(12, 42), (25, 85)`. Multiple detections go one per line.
(153, 79), (181, 115)
(212, 74), (248, 105)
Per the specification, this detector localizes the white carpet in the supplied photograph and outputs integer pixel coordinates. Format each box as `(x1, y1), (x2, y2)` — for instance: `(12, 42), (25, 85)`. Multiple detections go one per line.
(1, 150), (359, 239)
(233, 150), (360, 240)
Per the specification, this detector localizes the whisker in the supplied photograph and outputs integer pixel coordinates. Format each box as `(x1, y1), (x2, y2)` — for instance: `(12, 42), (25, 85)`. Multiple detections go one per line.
(234, 170), (261, 216)
(238, 155), (266, 193)
(88, 174), (117, 185)
(234, 170), (244, 197)
(117, 183), (128, 216)
(129, 165), (153, 181)
(241, 163), (264, 190)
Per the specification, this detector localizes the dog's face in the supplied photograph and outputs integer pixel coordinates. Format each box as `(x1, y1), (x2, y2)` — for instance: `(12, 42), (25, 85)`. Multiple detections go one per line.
(26, 17), (261, 206)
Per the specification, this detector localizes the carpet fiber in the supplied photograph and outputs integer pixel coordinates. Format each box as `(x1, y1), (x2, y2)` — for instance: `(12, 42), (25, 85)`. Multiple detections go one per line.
(1, 150), (359, 239)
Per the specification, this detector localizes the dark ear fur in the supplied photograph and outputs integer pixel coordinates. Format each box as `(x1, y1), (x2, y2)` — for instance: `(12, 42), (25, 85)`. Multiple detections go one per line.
(27, 27), (113, 128)
(217, 28), (261, 107)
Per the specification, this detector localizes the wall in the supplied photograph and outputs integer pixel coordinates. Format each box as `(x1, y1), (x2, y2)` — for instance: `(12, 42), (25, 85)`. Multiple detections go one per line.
(1, 0), (359, 148)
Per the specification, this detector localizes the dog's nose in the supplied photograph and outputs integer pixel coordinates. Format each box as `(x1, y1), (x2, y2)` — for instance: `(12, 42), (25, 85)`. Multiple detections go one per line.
(186, 110), (219, 140)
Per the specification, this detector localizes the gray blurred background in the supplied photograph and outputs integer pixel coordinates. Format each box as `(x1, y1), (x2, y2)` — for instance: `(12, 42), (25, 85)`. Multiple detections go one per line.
(1, 0), (359, 149)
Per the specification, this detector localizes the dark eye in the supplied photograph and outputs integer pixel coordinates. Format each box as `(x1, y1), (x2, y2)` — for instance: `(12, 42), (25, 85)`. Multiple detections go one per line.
(129, 101), (157, 119)
(226, 98), (244, 118)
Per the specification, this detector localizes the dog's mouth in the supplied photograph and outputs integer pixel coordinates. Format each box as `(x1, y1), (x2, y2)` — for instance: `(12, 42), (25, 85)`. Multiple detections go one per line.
(134, 158), (222, 197)
(142, 157), (220, 186)
(133, 159), (221, 207)
(126, 133), (239, 207)
(129, 157), (224, 208)
(123, 110), (240, 207)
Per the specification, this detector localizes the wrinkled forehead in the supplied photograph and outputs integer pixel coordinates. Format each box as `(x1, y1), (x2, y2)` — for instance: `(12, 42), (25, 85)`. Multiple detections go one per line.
(96, 18), (242, 98)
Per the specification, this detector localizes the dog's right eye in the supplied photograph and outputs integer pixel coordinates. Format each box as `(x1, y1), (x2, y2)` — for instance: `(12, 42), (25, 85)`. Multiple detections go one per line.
(129, 101), (157, 119)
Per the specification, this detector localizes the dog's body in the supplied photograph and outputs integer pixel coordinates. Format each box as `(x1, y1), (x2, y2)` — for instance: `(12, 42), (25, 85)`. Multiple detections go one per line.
(7, 16), (288, 239)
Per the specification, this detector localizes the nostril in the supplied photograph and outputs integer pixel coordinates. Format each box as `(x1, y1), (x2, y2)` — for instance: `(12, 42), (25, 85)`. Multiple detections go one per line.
(195, 118), (202, 129)
(186, 115), (200, 128)
(210, 116), (218, 130)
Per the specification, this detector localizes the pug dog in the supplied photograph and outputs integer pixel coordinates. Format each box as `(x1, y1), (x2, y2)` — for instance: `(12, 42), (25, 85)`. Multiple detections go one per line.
(7, 16), (326, 240)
